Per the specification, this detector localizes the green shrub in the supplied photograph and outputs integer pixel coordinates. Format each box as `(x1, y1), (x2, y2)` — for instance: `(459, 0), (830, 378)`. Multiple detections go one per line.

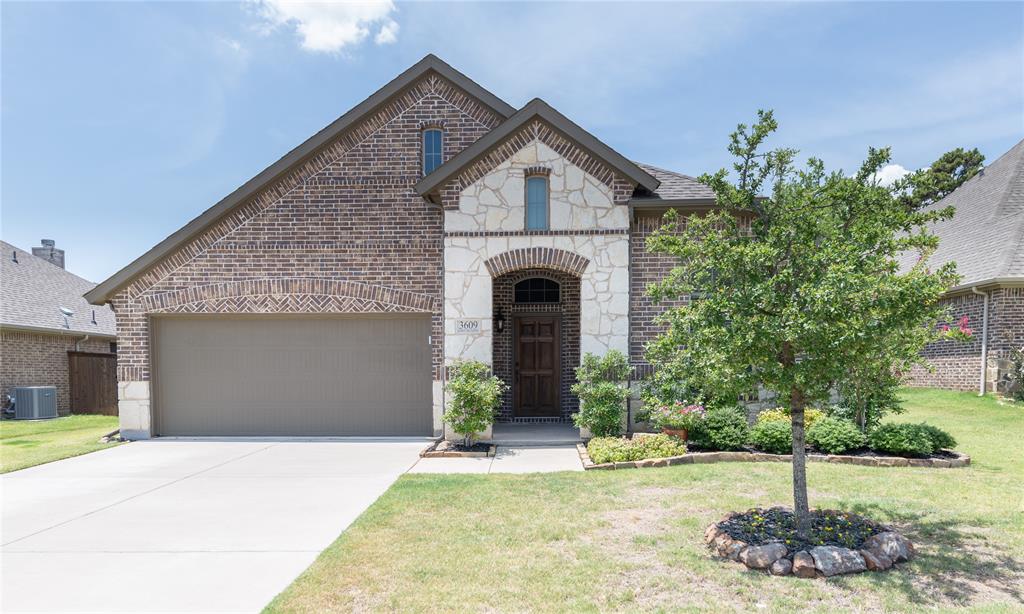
(757, 406), (825, 429)
(443, 360), (507, 446)
(868, 423), (935, 457)
(916, 423), (957, 450)
(806, 417), (866, 454)
(586, 434), (687, 464)
(571, 351), (631, 437)
(691, 406), (749, 451)
(748, 420), (793, 454)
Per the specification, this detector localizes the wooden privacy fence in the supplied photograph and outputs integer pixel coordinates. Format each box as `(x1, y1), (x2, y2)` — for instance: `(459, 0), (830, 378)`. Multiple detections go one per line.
(68, 351), (117, 415)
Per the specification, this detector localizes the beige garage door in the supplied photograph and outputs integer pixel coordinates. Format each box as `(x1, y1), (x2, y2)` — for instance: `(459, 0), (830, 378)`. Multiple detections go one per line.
(152, 315), (432, 437)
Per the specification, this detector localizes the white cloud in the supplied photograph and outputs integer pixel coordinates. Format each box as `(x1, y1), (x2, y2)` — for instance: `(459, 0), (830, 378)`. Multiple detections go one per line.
(871, 163), (911, 187)
(252, 0), (398, 53)
(374, 19), (398, 45)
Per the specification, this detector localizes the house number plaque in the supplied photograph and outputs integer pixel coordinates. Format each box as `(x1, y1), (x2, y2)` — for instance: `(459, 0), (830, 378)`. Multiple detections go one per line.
(455, 319), (482, 333)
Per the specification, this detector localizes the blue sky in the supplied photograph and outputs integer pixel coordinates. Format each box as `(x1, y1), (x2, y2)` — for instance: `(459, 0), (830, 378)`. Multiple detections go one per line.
(2, 1), (1022, 283)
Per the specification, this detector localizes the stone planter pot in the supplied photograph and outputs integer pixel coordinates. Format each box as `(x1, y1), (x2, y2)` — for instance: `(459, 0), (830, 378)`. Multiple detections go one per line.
(662, 427), (688, 441)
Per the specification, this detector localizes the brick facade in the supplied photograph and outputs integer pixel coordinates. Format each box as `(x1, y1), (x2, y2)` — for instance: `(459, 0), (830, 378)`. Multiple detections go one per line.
(907, 287), (1024, 393)
(108, 74), (503, 391)
(0, 330), (113, 414)
(629, 212), (688, 373)
(492, 268), (581, 422)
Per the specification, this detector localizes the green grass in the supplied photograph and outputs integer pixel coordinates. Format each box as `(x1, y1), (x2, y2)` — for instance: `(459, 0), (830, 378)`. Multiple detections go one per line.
(266, 389), (1024, 613)
(0, 414), (121, 473)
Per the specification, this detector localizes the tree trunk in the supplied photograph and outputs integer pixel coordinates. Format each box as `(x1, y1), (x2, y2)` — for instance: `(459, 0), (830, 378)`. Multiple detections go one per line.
(790, 387), (812, 540)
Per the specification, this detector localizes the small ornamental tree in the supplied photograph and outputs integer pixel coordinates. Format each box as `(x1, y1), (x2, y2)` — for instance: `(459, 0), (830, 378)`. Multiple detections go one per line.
(443, 360), (507, 447)
(646, 110), (970, 538)
(571, 350), (631, 437)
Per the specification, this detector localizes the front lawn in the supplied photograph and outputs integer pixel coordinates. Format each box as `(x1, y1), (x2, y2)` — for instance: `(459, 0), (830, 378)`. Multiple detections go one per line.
(266, 389), (1024, 613)
(0, 414), (121, 473)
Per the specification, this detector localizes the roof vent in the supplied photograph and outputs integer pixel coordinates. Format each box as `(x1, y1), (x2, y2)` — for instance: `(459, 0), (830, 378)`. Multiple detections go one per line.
(33, 239), (65, 269)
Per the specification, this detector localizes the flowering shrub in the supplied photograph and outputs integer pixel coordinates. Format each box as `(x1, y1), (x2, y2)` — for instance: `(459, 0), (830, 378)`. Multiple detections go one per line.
(940, 315), (974, 342)
(756, 407), (825, 429)
(647, 401), (706, 431)
(586, 434), (687, 464)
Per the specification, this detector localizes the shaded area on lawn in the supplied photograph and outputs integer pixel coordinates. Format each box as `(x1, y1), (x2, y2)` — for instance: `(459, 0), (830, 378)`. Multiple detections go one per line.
(0, 414), (121, 473)
(265, 389), (1024, 613)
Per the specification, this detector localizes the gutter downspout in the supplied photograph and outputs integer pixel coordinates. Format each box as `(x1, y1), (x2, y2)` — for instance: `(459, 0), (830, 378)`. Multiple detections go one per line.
(971, 288), (989, 396)
(75, 334), (90, 352)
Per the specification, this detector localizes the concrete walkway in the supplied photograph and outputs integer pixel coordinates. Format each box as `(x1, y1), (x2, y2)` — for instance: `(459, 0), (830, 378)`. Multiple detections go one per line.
(408, 445), (583, 474)
(1, 439), (426, 613)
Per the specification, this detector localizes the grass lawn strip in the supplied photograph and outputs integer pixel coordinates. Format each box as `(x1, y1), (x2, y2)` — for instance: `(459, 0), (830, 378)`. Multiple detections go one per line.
(0, 414), (121, 473)
(265, 388), (1024, 613)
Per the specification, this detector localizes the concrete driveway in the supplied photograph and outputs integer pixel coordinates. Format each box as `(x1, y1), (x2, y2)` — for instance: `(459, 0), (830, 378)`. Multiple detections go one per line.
(1, 439), (426, 613)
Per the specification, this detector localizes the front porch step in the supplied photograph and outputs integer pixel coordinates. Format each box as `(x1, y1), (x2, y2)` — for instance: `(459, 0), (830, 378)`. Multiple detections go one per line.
(483, 423), (583, 447)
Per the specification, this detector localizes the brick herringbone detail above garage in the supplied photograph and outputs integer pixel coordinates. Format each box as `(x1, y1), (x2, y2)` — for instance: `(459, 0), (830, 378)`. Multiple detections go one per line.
(142, 278), (435, 313)
(484, 247), (590, 278)
(156, 295), (426, 315)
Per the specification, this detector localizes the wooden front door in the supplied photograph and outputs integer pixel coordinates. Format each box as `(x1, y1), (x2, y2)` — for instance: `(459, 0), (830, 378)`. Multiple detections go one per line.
(68, 351), (118, 415)
(513, 315), (561, 417)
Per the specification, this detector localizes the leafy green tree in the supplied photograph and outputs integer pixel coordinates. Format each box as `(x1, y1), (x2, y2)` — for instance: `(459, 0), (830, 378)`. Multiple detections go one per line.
(444, 360), (506, 447)
(901, 147), (984, 208)
(646, 111), (960, 538)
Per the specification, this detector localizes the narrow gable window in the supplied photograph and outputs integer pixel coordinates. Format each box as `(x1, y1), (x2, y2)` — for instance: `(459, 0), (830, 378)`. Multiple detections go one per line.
(423, 128), (443, 175)
(525, 175), (549, 230)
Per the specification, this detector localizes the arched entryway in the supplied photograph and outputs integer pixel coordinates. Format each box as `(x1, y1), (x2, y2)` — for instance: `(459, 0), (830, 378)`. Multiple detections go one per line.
(492, 268), (581, 422)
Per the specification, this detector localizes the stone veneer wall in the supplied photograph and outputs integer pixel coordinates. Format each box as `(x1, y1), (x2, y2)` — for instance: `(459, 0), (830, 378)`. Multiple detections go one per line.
(0, 330), (113, 414)
(492, 268), (581, 421)
(444, 234), (629, 365)
(106, 74), (503, 438)
(441, 134), (635, 421)
(445, 140), (628, 232)
(907, 287), (1024, 394)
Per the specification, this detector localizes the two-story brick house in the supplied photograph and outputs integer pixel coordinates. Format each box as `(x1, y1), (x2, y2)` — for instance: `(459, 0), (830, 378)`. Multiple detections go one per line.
(85, 55), (716, 439)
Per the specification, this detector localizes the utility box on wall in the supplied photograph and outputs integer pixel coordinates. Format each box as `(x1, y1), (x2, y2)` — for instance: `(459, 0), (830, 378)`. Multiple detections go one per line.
(14, 386), (57, 420)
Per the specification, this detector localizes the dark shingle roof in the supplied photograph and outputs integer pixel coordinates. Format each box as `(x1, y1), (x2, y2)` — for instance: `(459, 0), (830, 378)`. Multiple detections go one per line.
(899, 138), (1024, 288)
(0, 241), (116, 336)
(631, 163), (716, 202)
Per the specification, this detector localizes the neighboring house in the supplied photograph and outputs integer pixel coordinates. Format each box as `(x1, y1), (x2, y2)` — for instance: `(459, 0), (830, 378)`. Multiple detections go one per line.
(84, 55), (719, 439)
(902, 138), (1024, 395)
(1, 240), (118, 414)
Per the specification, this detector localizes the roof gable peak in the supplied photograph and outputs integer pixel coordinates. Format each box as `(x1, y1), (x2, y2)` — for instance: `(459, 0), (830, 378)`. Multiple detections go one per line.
(415, 97), (659, 197)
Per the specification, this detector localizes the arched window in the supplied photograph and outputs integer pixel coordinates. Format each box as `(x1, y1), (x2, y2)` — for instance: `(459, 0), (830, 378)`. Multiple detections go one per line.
(423, 128), (443, 175)
(514, 277), (560, 303)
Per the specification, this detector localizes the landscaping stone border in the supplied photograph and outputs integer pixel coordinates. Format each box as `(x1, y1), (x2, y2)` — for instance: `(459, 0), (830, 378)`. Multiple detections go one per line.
(421, 439), (497, 458)
(704, 510), (916, 578)
(575, 443), (970, 470)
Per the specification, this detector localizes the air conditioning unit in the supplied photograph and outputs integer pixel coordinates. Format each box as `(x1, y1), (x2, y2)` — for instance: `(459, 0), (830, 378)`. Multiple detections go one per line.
(14, 386), (58, 420)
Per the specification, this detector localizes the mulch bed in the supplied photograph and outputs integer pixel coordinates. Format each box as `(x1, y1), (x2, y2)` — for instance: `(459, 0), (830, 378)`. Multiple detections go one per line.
(420, 440), (496, 458)
(686, 442), (962, 461)
(717, 508), (882, 552)
(706, 507), (916, 578)
(576, 442), (970, 470)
